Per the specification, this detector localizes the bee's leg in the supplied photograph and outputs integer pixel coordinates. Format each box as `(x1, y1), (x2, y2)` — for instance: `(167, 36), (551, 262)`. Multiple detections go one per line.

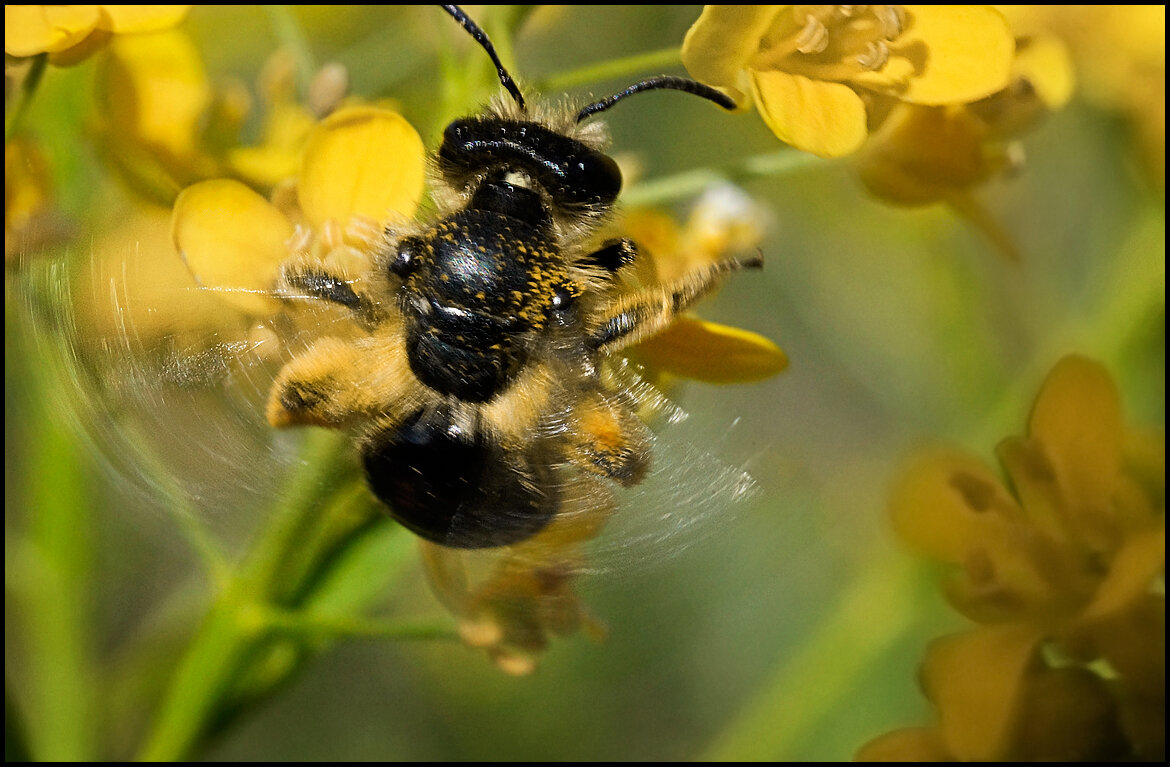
(266, 330), (420, 428)
(565, 393), (651, 486)
(579, 238), (637, 273)
(276, 260), (384, 327)
(479, 363), (649, 486)
(588, 255), (762, 353)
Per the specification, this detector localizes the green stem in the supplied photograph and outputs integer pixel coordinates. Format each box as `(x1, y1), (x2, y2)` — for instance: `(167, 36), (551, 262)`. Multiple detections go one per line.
(623, 149), (827, 208)
(6, 302), (97, 760)
(5, 53), (48, 144)
(537, 46), (683, 92)
(263, 609), (458, 642)
(137, 429), (351, 761)
(241, 429), (352, 591)
(704, 549), (925, 760)
(136, 586), (256, 761)
(265, 6), (318, 99)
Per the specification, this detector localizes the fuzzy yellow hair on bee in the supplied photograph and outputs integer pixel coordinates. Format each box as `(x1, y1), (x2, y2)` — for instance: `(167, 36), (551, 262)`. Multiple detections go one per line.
(266, 4), (759, 548)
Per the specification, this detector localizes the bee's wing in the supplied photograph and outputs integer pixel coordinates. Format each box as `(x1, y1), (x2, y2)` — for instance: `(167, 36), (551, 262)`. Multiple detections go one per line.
(22, 238), (366, 530)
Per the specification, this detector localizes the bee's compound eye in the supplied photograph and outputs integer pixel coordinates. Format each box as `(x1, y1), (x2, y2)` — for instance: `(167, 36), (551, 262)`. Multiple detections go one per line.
(389, 237), (422, 277)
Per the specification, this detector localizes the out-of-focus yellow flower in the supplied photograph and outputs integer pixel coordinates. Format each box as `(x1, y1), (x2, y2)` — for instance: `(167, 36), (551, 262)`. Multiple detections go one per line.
(5, 137), (68, 260)
(1000, 6), (1165, 189)
(77, 104), (423, 358)
(856, 35), (1074, 207)
(94, 33), (320, 204)
(619, 185), (788, 384)
(419, 485), (612, 674)
(93, 29), (216, 201)
(854, 34), (1074, 260)
(4, 5), (190, 64)
(73, 207), (261, 353)
(171, 104), (426, 318)
(681, 5), (1015, 158)
(861, 356), (1165, 761)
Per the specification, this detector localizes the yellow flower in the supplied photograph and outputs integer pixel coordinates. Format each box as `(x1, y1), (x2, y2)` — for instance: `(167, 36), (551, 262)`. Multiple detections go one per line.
(4, 5), (190, 64)
(5, 137), (67, 260)
(77, 105), (422, 356)
(94, 33), (320, 204)
(856, 35), (1074, 207)
(999, 6), (1165, 189)
(171, 105), (426, 318)
(73, 208), (261, 353)
(853, 33), (1074, 260)
(618, 185), (788, 384)
(419, 489), (612, 675)
(681, 5), (1015, 157)
(861, 356), (1165, 761)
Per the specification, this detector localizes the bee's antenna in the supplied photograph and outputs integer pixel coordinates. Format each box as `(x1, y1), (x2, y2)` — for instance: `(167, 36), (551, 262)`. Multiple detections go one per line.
(440, 4), (526, 111)
(576, 75), (736, 123)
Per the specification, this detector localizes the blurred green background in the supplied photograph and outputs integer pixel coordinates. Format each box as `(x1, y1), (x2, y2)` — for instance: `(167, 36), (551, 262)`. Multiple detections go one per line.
(6, 6), (1164, 761)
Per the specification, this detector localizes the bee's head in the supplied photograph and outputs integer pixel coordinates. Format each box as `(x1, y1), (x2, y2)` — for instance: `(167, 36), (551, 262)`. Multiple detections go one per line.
(437, 117), (623, 219)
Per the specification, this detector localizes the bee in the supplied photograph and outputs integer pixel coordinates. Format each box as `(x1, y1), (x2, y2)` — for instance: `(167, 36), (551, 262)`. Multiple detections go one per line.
(265, 5), (762, 549)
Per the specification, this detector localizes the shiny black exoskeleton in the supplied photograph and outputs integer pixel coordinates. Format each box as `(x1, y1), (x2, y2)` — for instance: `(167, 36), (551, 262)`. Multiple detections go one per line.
(391, 177), (576, 404)
(363, 407), (557, 548)
(352, 5), (739, 548)
(439, 117), (623, 209)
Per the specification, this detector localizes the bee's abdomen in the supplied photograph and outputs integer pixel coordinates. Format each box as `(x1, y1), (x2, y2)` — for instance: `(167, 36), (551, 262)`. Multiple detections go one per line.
(362, 411), (557, 548)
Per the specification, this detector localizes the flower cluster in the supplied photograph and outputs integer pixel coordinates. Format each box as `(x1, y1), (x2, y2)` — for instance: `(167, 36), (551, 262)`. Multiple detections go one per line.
(680, 4), (1079, 240)
(419, 496), (612, 675)
(94, 33), (331, 204)
(860, 356), (1165, 761)
(855, 35), (1073, 209)
(4, 5), (190, 64)
(172, 104), (425, 313)
(681, 6), (1015, 159)
(619, 185), (787, 385)
(168, 98), (785, 670)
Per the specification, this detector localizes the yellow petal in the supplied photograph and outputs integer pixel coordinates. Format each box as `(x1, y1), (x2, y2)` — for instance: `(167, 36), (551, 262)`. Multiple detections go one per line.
(47, 28), (112, 66)
(1013, 34), (1075, 110)
(994, 436), (1067, 540)
(749, 69), (868, 157)
(856, 103), (991, 205)
(857, 6), (1014, 105)
(171, 179), (293, 315)
(855, 727), (953, 762)
(75, 210), (251, 345)
(99, 30), (211, 162)
(681, 5), (781, 105)
(5, 5), (100, 56)
(888, 446), (1017, 561)
(1028, 356), (1124, 539)
(226, 101), (316, 187)
(1077, 527), (1165, 627)
(97, 5), (190, 33)
(922, 625), (1044, 761)
(630, 317), (787, 383)
(298, 106), (425, 231)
